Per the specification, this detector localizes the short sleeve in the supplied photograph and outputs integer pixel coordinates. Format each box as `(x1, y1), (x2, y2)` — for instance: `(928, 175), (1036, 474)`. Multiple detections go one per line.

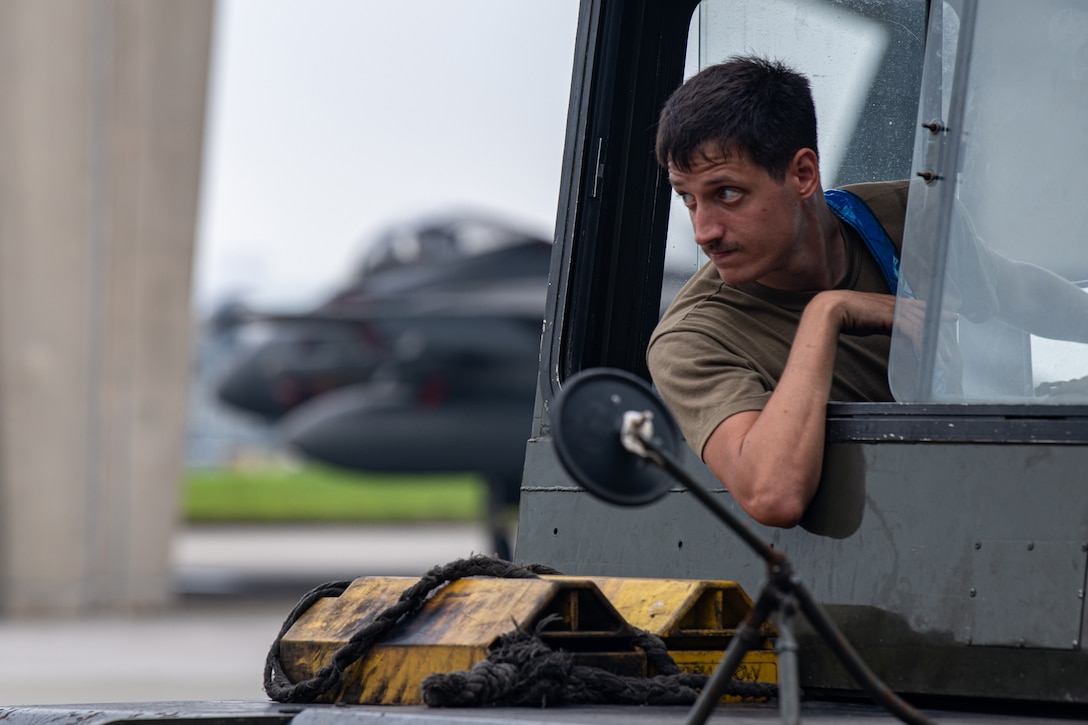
(647, 328), (772, 459)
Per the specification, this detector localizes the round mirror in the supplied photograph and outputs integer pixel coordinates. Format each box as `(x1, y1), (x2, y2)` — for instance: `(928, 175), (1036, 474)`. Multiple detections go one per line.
(551, 368), (681, 506)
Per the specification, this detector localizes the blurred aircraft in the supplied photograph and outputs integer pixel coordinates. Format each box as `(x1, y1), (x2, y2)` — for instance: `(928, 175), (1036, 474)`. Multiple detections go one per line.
(214, 213), (552, 558)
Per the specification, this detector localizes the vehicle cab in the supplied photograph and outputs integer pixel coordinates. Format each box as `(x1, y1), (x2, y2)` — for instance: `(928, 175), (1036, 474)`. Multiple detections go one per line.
(516, 0), (1088, 704)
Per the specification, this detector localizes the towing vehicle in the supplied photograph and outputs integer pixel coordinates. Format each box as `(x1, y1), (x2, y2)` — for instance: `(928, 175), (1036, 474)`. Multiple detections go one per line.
(4, 0), (1087, 722)
(517, 0), (1088, 709)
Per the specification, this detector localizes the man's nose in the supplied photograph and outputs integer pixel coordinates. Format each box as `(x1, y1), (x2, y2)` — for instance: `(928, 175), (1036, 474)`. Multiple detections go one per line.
(692, 206), (723, 247)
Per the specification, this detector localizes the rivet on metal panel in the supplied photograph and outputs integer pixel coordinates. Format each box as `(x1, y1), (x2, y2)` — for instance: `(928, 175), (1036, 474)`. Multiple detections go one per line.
(1018, 639), (1026, 648)
(969, 588), (976, 597)
(1027, 541), (1034, 551)
(1082, 543), (1087, 552)
(1077, 589), (1084, 599)
(974, 541), (982, 550)
(1074, 640), (1080, 649)
(921, 120), (945, 134)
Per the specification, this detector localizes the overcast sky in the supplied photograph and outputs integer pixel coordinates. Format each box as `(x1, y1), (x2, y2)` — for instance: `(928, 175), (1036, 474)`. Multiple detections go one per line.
(193, 0), (580, 313)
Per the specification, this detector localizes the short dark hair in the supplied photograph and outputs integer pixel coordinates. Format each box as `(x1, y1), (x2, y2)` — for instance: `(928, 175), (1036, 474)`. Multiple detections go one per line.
(655, 56), (818, 181)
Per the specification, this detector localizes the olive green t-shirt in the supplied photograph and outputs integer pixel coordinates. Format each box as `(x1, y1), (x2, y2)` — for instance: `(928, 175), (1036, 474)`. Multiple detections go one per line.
(646, 181), (908, 459)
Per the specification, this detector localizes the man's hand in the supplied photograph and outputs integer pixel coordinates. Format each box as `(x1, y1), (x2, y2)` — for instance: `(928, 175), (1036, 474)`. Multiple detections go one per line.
(703, 290), (896, 528)
(813, 289), (898, 337)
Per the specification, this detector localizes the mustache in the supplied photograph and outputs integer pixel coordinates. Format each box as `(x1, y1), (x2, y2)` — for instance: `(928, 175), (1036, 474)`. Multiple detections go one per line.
(701, 242), (742, 255)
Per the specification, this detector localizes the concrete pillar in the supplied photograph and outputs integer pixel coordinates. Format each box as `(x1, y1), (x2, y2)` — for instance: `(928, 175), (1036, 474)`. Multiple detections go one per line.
(0, 0), (214, 614)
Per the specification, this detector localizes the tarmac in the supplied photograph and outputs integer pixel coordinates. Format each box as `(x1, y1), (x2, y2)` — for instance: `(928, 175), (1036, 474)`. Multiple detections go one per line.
(0, 523), (494, 706)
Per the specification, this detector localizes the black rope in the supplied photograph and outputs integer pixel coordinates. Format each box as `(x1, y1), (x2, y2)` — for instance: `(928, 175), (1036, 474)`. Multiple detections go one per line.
(263, 579), (354, 701)
(421, 620), (777, 708)
(632, 628), (683, 675)
(262, 555), (777, 706)
(264, 556), (559, 703)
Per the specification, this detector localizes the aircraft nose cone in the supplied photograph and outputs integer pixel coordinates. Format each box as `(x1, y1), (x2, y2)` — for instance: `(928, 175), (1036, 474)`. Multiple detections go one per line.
(281, 381), (533, 476)
(216, 359), (291, 421)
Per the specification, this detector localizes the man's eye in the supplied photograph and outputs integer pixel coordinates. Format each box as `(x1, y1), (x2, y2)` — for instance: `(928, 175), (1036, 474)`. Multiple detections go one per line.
(677, 192), (695, 207)
(718, 188), (740, 202)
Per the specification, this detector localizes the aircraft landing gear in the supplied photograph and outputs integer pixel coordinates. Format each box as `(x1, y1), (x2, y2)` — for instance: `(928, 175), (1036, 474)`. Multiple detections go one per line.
(484, 471), (520, 561)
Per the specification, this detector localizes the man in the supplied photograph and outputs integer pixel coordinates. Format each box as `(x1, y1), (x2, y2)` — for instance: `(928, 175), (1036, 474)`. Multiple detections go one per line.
(647, 56), (908, 529)
(649, 56), (1088, 530)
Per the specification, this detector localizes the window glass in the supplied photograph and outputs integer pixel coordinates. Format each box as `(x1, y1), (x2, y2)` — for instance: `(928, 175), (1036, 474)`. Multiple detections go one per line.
(662, 0), (927, 311)
(890, 0), (1088, 403)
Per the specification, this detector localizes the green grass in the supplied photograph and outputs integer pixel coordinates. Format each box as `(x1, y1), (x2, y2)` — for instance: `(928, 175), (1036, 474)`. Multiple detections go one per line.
(182, 464), (487, 523)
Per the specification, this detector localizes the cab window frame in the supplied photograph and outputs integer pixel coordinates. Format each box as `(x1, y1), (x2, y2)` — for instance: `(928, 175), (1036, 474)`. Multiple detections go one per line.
(542, 0), (1088, 443)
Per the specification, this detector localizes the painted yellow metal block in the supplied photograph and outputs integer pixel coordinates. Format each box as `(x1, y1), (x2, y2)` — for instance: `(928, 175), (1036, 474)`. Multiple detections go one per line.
(278, 575), (641, 705)
(565, 576), (776, 641)
(671, 649), (778, 686)
(545, 576), (778, 694)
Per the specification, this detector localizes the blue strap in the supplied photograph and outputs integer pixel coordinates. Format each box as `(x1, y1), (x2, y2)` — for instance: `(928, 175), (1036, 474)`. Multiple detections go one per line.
(826, 188), (942, 390)
(824, 188), (905, 297)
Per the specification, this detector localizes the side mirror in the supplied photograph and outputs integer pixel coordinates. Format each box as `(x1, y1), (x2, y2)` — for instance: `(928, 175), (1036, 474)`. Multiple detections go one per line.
(551, 368), (681, 506)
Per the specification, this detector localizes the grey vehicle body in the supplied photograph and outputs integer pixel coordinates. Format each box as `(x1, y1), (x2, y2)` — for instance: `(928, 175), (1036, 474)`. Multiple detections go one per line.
(517, 0), (1088, 706)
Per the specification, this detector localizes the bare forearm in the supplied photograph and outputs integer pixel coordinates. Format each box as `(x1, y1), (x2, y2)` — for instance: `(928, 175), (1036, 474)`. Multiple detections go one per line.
(705, 297), (843, 526)
(704, 291), (895, 527)
(738, 306), (840, 521)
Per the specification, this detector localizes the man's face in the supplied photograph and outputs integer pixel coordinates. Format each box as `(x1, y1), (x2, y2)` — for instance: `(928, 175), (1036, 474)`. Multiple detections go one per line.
(668, 149), (809, 290)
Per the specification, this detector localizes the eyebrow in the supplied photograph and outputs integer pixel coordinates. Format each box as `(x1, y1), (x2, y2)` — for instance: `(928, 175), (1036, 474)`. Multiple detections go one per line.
(669, 174), (740, 190)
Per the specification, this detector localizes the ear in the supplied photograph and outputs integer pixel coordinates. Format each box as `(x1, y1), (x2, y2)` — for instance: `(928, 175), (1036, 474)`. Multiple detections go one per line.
(790, 148), (821, 200)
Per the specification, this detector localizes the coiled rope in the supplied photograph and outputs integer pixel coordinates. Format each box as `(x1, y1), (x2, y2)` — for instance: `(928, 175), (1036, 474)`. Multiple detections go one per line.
(263, 555), (777, 707)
